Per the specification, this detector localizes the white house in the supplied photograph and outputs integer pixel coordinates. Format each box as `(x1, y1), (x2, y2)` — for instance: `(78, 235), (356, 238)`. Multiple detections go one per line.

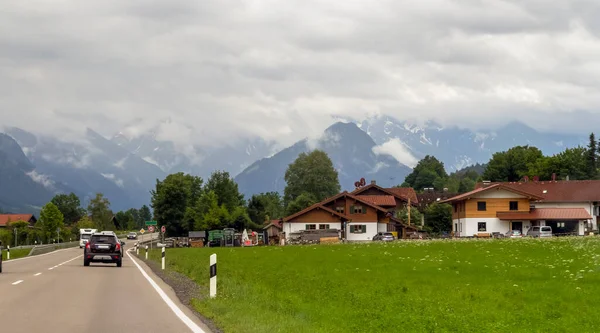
(440, 180), (599, 237)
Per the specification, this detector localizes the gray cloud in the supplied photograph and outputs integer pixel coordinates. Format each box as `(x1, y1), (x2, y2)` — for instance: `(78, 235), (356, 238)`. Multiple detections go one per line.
(2, 0), (600, 156)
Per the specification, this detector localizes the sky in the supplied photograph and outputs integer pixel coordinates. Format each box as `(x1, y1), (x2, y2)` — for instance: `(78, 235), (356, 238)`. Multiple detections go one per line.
(2, 0), (600, 151)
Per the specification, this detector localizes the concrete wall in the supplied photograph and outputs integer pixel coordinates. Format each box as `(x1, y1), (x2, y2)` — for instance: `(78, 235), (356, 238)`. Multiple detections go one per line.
(453, 218), (533, 236)
(377, 223), (388, 233)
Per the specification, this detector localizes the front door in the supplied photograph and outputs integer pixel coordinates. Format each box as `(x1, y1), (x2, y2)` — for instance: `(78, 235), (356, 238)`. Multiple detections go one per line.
(511, 221), (523, 233)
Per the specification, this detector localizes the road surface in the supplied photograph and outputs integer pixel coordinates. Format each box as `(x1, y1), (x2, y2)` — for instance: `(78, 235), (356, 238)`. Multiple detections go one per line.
(0, 235), (210, 332)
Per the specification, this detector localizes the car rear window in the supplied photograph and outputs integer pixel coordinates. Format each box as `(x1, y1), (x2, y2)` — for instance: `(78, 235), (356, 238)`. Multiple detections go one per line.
(541, 227), (552, 231)
(90, 235), (116, 243)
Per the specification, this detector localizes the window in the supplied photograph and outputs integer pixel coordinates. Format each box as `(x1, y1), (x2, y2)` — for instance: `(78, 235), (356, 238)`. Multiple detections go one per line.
(509, 201), (518, 211)
(477, 201), (486, 211)
(319, 224), (330, 230)
(478, 222), (486, 231)
(350, 225), (366, 233)
(336, 206), (345, 214)
(350, 205), (366, 214)
(305, 224), (316, 230)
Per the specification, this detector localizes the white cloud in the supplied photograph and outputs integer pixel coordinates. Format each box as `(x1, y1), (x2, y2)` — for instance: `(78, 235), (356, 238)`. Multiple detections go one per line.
(3, 0), (600, 154)
(101, 173), (124, 188)
(26, 170), (55, 189)
(372, 138), (419, 168)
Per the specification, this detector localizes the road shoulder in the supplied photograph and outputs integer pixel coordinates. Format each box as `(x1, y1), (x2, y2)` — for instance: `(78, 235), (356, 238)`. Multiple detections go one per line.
(127, 249), (220, 333)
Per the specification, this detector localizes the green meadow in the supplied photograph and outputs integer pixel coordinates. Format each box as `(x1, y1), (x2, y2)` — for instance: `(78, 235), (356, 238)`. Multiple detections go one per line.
(147, 237), (600, 332)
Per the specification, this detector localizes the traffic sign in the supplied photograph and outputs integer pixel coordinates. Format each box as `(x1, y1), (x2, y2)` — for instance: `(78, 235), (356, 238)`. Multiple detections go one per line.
(145, 220), (157, 226)
(140, 228), (145, 234)
(148, 225), (155, 233)
(161, 225), (166, 233)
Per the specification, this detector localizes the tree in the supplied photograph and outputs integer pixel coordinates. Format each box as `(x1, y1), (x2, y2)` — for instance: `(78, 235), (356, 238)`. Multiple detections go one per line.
(526, 147), (587, 180)
(247, 192), (284, 226)
(7, 220), (29, 246)
(50, 193), (85, 225)
(424, 203), (452, 233)
(396, 205), (423, 227)
(39, 202), (65, 243)
(205, 171), (245, 211)
(151, 172), (203, 236)
(284, 150), (340, 206)
(115, 211), (136, 231)
(586, 133), (598, 179)
(402, 155), (448, 191)
(139, 205), (152, 226)
(87, 193), (113, 231)
(285, 192), (318, 216)
(188, 191), (229, 230)
(483, 145), (544, 181)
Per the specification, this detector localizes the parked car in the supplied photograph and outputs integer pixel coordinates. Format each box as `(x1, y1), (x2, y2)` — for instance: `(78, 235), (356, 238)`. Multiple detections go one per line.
(127, 232), (138, 240)
(505, 230), (523, 238)
(373, 232), (395, 241)
(527, 226), (552, 238)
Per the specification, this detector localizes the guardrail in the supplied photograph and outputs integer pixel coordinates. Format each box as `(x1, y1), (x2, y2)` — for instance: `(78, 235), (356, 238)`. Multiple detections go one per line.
(28, 241), (80, 256)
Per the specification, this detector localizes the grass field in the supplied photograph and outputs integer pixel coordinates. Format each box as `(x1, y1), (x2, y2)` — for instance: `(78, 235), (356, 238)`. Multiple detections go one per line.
(2, 248), (30, 260)
(147, 238), (600, 332)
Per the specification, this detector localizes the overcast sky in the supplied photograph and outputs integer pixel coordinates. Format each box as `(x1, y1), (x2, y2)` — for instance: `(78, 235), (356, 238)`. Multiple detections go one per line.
(2, 0), (600, 150)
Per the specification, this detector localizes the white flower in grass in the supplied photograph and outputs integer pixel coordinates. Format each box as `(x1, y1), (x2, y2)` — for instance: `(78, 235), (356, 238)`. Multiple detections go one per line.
(513, 284), (518, 287)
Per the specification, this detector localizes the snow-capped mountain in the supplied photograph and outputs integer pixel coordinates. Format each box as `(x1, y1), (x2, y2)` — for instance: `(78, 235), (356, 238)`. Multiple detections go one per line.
(358, 116), (586, 172)
(234, 122), (413, 199)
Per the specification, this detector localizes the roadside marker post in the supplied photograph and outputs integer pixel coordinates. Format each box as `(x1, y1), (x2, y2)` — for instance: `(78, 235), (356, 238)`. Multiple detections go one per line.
(146, 245), (148, 260)
(7, 245), (9, 260)
(210, 254), (217, 298)
(136, 242), (139, 255)
(161, 246), (165, 270)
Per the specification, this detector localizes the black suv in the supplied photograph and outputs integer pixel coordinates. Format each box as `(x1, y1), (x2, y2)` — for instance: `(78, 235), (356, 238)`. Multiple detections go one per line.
(84, 233), (125, 267)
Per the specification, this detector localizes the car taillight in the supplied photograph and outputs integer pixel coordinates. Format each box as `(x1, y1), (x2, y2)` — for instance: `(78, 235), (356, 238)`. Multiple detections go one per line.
(115, 243), (121, 251)
(85, 242), (90, 249)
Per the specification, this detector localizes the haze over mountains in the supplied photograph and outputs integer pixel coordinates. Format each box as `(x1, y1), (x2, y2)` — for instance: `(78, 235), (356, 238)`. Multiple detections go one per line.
(0, 116), (587, 213)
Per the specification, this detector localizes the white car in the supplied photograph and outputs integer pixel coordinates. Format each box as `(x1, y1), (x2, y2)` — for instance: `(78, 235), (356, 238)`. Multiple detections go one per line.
(528, 226), (552, 238)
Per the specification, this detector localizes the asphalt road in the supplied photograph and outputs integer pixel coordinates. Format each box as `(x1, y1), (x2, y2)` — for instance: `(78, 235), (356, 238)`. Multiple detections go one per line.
(0, 234), (211, 333)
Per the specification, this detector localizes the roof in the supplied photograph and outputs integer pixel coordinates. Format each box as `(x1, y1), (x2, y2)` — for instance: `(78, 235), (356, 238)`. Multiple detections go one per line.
(264, 220), (282, 229)
(389, 216), (421, 231)
(0, 214), (36, 227)
(438, 184), (543, 204)
(356, 195), (397, 206)
(351, 184), (418, 204)
(497, 208), (592, 220)
(475, 180), (600, 202)
(416, 191), (459, 207)
(283, 191), (390, 222)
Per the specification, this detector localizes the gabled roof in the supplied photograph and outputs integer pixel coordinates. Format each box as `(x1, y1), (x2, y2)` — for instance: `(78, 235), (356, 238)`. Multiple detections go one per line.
(351, 184), (418, 204)
(475, 180), (600, 202)
(283, 191), (390, 222)
(356, 195), (397, 206)
(438, 184), (543, 204)
(264, 219), (283, 229)
(389, 216), (421, 231)
(0, 214), (36, 227)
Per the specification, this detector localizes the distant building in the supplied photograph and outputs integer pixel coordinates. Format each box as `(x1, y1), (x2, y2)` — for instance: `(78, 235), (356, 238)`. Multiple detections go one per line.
(440, 179), (600, 237)
(281, 181), (420, 241)
(0, 214), (37, 228)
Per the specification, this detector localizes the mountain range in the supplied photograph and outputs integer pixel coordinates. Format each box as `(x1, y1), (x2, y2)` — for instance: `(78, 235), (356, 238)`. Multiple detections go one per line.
(0, 116), (589, 214)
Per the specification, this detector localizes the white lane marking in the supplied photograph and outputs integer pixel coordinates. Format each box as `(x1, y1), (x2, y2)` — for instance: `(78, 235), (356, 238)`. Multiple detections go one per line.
(3, 247), (78, 264)
(126, 251), (206, 333)
(12, 280), (23, 285)
(47, 255), (82, 270)
(34, 273), (41, 276)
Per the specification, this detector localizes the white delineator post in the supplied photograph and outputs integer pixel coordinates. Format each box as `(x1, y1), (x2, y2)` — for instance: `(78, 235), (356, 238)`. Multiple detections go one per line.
(146, 245), (148, 260)
(7, 245), (9, 260)
(136, 242), (139, 255)
(210, 253), (217, 298)
(161, 246), (165, 270)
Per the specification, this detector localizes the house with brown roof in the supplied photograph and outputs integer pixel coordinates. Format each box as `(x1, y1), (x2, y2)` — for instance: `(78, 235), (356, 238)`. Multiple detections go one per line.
(0, 214), (37, 228)
(440, 178), (600, 237)
(282, 181), (420, 241)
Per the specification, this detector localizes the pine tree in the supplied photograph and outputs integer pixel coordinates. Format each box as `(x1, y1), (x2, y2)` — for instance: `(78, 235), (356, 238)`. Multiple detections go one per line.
(586, 133), (598, 179)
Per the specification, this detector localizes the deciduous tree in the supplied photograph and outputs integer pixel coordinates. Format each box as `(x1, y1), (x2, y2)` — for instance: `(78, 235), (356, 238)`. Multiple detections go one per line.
(51, 193), (85, 225)
(483, 145), (543, 181)
(39, 202), (65, 243)
(205, 171), (245, 211)
(247, 192), (284, 225)
(284, 150), (340, 207)
(87, 193), (113, 231)
(285, 192), (318, 216)
(401, 155), (448, 191)
(424, 203), (452, 233)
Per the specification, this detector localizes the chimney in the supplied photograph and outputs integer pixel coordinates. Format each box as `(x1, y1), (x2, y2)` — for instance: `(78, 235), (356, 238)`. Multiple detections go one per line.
(551, 173), (556, 182)
(524, 176), (529, 182)
(371, 180), (376, 185)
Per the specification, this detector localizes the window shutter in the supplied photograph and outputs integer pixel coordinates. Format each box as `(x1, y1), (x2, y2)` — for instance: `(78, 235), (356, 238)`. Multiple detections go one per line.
(350, 205), (354, 214)
(363, 206), (367, 214)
